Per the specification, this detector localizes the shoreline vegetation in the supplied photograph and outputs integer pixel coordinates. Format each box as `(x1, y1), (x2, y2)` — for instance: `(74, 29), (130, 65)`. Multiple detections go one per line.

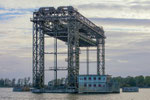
(0, 77), (31, 88)
(0, 76), (150, 88)
(112, 76), (150, 88)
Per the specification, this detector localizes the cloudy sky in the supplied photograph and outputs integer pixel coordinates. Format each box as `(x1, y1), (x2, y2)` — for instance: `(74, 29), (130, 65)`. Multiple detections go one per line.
(0, 0), (150, 82)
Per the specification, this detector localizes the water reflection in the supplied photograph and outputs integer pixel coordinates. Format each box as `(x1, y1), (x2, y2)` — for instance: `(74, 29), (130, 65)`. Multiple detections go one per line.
(31, 93), (45, 100)
(0, 88), (150, 100)
(66, 94), (79, 100)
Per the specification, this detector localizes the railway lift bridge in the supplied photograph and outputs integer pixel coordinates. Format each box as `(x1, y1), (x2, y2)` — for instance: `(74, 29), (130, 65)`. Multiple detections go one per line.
(31, 6), (106, 90)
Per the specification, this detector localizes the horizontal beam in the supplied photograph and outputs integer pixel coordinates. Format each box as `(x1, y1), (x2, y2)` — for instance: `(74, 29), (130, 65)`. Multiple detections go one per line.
(80, 49), (97, 51)
(45, 67), (68, 71)
(45, 52), (67, 54)
(80, 61), (97, 63)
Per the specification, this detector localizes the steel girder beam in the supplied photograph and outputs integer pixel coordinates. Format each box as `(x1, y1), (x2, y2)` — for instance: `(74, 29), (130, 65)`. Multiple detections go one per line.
(67, 20), (79, 89)
(79, 34), (96, 46)
(44, 31), (97, 47)
(32, 20), (45, 89)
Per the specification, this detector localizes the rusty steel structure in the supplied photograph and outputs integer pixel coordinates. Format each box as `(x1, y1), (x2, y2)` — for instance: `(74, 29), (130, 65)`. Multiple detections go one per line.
(31, 6), (105, 89)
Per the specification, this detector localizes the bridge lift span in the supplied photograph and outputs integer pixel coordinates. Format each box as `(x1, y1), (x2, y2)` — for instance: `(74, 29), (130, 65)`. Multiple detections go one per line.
(31, 6), (106, 90)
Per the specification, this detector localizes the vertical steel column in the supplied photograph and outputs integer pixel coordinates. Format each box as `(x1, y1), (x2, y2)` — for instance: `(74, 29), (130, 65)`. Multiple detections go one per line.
(67, 20), (79, 89)
(54, 37), (57, 86)
(97, 38), (105, 75)
(74, 22), (80, 88)
(54, 23), (58, 86)
(32, 14), (37, 88)
(102, 39), (105, 75)
(97, 39), (100, 75)
(68, 20), (74, 88)
(33, 18), (45, 89)
(39, 22), (45, 88)
(86, 47), (89, 75)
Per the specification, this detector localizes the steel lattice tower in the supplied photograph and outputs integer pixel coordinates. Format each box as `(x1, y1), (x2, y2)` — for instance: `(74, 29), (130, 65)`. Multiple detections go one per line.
(31, 6), (106, 89)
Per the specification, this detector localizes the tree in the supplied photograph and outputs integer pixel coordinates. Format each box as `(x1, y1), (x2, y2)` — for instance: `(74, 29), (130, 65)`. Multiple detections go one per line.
(144, 76), (150, 87)
(135, 75), (144, 87)
(12, 78), (16, 87)
(0, 79), (4, 87)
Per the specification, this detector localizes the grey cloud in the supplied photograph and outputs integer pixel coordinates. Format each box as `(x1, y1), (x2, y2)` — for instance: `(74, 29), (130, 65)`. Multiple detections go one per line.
(90, 18), (150, 27)
(128, 1), (150, 5)
(0, 55), (32, 79)
(78, 3), (125, 10)
(106, 51), (150, 77)
(78, 3), (150, 12)
(130, 5), (150, 10)
(1, 1), (150, 79)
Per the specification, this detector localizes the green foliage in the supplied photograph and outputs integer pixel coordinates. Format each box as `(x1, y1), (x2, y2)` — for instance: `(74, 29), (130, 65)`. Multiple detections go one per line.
(135, 75), (144, 87)
(0, 78), (4, 87)
(0, 77), (31, 87)
(112, 75), (150, 88)
(144, 76), (150, 87)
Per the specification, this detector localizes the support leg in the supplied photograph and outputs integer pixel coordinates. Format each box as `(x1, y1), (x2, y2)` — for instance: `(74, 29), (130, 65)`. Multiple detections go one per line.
(86, 47), (89, 75)
(33, 21), (45, 89)
(67, 21), (79, 89)
(102, 39), (105, 75)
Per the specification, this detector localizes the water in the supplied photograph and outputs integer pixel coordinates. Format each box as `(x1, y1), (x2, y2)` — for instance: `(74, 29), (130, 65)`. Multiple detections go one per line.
(0, 88), (150, 100)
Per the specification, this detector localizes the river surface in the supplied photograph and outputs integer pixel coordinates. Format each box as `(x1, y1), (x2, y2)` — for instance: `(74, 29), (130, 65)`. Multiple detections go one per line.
(0, 88), (150, 100)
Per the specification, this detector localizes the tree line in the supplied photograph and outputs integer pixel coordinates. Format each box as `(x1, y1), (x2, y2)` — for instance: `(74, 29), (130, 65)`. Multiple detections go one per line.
(0, 77), (31, 87)
(0, 76), (150, 88)
(112, 75), (150, 88)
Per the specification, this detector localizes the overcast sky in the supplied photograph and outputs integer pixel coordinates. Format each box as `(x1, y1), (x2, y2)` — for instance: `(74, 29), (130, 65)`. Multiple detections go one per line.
(0, 0), (150, 82)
